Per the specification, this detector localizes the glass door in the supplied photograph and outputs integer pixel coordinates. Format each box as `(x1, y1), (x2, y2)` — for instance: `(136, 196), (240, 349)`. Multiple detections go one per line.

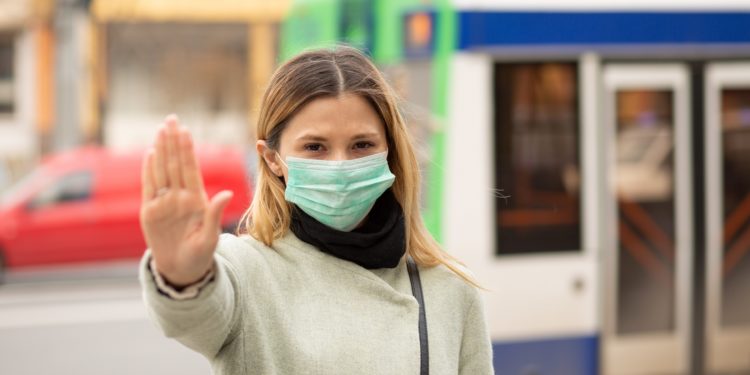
(602, 64), (693, 374)
(704, 62), (750, 374)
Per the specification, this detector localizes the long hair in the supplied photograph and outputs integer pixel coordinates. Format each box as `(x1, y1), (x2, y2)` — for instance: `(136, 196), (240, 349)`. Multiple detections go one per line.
(238, 45), (478, 287)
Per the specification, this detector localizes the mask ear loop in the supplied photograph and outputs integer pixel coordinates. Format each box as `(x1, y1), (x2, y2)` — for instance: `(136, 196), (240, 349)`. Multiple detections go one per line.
(269, 151), (288, 185)
(274, 152), (287, 167)
(274, 152), (289, 177)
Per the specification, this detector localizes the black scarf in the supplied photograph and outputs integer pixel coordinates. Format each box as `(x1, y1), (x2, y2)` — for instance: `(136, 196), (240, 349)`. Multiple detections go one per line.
(289, 189), (406, 269)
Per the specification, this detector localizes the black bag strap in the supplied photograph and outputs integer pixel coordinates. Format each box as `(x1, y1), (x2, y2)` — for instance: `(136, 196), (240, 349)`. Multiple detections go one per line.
(406, 256), (429, 375)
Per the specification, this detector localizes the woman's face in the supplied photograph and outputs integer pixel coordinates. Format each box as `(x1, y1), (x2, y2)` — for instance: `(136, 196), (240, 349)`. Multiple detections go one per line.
(258, 93), (388, 180)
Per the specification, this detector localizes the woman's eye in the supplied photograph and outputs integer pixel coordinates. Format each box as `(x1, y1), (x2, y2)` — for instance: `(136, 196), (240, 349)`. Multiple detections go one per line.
(304, 143), (323, 152)
(354, 142), (374, 150)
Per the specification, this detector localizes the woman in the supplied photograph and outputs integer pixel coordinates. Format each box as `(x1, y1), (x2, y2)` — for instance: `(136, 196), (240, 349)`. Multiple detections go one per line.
(139, 46), (493, 374)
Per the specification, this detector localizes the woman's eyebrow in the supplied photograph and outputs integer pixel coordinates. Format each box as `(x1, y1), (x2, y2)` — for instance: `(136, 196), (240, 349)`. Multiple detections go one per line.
(351, 132), (381, 140)
(296, 134), (327, 142)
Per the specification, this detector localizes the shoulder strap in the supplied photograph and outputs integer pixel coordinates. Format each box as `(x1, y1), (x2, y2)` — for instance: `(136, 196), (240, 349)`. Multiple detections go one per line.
(406, 256), (429, 375)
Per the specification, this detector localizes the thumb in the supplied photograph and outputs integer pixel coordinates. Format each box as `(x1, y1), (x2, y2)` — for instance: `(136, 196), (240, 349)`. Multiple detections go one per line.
(204, 190), (234, 234)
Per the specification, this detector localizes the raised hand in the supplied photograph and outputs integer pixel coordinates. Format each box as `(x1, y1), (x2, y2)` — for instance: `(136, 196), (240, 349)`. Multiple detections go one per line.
(140, 115), (233, 287)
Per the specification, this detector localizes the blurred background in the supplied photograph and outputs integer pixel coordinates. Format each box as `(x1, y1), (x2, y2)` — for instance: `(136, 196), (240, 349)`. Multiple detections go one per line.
(0, 0), (749, 374)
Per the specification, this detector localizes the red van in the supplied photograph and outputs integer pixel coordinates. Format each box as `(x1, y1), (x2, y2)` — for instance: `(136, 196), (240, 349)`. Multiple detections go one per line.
(0, 146), (253, 281)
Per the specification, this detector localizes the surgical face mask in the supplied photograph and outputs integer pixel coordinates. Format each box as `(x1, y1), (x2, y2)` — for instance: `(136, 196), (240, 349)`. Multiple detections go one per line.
(277, 151), (395, 232)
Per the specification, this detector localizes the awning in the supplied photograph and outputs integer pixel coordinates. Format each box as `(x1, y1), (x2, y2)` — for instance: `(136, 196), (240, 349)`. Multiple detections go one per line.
(91, 0), (290, 23)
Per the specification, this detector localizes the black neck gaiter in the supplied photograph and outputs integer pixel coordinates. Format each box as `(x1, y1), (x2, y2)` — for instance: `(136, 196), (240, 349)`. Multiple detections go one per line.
(289, 189), (406, 269)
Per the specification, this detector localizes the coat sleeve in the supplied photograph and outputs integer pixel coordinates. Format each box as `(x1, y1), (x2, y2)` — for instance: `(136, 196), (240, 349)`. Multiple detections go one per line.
(458, 289), (494, 375)
(138, 236), (243, 359)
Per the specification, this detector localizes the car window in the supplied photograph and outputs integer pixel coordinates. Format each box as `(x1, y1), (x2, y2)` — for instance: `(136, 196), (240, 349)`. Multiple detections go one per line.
(29, 171), (93, 209)
(1, 169), (43, 206)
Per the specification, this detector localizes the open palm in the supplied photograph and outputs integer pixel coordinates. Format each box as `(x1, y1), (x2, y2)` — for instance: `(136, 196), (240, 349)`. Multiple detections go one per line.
(140, 115), (233, 286)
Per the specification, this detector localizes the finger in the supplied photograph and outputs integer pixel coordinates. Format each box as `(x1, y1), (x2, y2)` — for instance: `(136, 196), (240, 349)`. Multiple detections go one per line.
(203, 190), (234, 237)
(153, 127), (168, 189)
(179, 128), (203, 192)
(141, 148), (156, 202)
(165, 115), (183, 189)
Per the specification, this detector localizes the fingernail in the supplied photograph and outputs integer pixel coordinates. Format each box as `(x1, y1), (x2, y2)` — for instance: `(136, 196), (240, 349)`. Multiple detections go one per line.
(165, 114), (180, 128)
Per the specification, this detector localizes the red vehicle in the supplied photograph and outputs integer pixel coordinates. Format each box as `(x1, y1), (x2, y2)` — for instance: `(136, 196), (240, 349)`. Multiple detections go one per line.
(0, 146), (253, 281)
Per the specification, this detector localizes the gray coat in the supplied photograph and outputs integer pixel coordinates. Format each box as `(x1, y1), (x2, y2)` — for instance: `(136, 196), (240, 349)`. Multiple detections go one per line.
(140, 232), (494, 374)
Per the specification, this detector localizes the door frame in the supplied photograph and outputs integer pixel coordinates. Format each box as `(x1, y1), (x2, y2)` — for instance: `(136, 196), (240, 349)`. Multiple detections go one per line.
(601, 63), (693, 374)
(704, 62), (750, 373)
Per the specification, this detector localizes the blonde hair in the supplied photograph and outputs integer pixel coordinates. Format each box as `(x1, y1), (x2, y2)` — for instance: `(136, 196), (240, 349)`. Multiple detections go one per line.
(239, 45), (478, 287)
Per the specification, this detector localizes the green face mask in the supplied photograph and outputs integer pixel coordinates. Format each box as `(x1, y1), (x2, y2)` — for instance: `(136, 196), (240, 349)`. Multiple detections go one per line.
(279, 151), (395, 231)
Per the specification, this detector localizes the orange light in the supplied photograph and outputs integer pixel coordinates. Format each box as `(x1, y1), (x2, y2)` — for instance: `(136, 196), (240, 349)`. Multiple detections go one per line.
(408, 13), (432, 48)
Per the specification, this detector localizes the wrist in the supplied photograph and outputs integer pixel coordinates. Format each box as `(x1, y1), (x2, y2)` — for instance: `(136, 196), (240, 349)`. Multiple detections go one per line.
(153, 260), (214, 290)
(148, 258), (216, 300)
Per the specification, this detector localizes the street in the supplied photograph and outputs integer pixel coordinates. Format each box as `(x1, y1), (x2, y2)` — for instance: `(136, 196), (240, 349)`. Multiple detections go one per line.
(0, 261), (211, 374)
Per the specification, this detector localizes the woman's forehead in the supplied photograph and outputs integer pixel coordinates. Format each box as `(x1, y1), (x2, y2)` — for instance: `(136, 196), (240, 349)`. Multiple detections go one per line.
(283, 94), (386, 139)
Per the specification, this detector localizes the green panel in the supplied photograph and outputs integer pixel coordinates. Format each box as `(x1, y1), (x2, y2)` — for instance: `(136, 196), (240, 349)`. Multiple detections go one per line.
(339, 0), (373, 52)
(280, 0), (340, 60)
(374, 0), (450, 240)
(372, 0), (422, 64)
(282, 0), (431, 63)
(423, 1), (455, 243)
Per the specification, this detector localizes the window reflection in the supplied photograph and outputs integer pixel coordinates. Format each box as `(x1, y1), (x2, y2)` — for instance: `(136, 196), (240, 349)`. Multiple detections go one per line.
(493, 62), (581, 255)
(616, 91), (673, 202)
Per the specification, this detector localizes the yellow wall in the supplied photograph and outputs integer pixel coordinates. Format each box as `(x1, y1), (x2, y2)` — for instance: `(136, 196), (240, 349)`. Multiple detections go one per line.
(92, 0), (290, 22)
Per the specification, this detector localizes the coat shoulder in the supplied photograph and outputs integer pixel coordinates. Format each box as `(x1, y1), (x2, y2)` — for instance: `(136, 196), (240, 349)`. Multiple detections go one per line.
(419, 261), (482, 308)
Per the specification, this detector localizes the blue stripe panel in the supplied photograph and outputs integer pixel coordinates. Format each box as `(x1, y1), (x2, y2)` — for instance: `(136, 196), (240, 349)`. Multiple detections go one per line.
(458, 12), (750, 49)
(492, 335), (599, 375)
